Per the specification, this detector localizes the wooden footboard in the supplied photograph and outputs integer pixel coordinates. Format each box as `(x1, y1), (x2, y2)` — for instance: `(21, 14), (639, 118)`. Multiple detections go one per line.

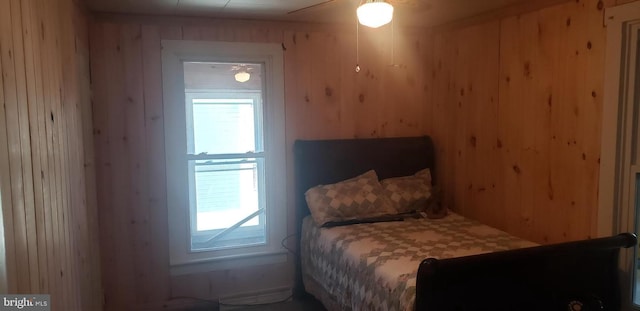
(415, 233), (637, 311)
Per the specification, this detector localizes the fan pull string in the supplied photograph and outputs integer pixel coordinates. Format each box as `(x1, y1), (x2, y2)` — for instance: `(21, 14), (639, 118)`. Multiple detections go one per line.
(355, 17), (360, 73)
(391, 18), (395, 65)
(389, 18), (399, 67)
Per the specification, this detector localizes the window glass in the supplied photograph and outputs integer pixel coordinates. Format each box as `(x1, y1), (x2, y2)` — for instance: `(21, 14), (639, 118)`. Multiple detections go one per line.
(189, 98), (258, 155)
(191, 159), (262, 232)
(184, 61), (266, 252)
(189, 158), (266, 251)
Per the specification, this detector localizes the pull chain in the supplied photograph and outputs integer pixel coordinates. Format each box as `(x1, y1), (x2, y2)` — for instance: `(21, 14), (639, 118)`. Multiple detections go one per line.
(389, 18), (399, 67)
(391, 18), (395, 65)
(355, 18), (361, 73)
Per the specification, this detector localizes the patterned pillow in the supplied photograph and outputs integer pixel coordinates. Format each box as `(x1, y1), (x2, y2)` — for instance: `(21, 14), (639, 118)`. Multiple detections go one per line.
(305, 170), (398, 226)
(381, 168), (432, 213)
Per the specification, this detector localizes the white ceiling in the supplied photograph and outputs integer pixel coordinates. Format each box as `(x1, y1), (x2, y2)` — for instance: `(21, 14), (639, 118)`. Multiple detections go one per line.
(83, 0), (530, 27)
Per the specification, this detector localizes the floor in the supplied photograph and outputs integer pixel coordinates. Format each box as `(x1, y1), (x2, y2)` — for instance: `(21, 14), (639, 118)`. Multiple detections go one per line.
(219, 298), (325, 311)
(636, 273), (640, 305)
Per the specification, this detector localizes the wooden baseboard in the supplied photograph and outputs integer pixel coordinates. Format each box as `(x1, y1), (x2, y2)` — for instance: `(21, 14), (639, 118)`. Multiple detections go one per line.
(218, 287), (292, 310)
(134, 297), (219, 311)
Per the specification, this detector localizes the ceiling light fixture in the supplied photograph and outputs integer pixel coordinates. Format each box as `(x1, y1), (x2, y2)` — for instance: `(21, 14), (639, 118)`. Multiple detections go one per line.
(357, 0), (394, 28)
(234, 70), (250, 83)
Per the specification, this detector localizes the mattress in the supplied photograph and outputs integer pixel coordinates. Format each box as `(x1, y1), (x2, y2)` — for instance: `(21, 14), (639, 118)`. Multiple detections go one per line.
(300, 212), (537, 311)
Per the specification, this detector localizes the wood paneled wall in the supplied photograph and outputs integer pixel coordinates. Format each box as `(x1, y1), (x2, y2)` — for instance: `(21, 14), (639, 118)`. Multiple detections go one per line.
(0, 0), (102, 310)
(427, 0), (617, 244)
(89, 16), (429, 310)
(89, 0), (638, 308)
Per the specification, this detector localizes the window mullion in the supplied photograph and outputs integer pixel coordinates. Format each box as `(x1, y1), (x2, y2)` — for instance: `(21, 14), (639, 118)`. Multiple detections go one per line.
(187, 153), (264, 161)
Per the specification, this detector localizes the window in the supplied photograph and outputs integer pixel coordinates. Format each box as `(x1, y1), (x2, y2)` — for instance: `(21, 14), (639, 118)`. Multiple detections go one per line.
(599, 2), (640, 309)
(186, 91), (265, 251)
(162, 41), (286, 274)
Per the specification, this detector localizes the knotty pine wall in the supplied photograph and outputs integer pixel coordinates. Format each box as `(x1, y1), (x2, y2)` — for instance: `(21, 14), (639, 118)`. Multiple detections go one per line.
(89, 0), (636, 309)
(89, 16), (429, 310)
(426, 0), (636, 244)
(0, 0), (102, 310)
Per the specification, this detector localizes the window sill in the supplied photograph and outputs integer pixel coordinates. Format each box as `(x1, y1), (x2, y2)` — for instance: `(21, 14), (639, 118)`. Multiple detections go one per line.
(169, 250), (288, 276)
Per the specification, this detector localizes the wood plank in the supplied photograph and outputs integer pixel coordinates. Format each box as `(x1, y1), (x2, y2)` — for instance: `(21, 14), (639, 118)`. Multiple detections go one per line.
(106, 21), (137, 309)
(527, 8), (554, 243)
(96, 20), (116, 309)
(75, 4), (104, 306)
(33, 0), (59, 306)
(57, 0), (82, 305)
(542, 3), (572, 243)
(398, 31), (428, 137)
(583, 0), (608, 239)
(72, 0), (104, 306)
(497, 14), (525, 238)
(47, 1), (66, 304)
(16, 0), (44, 293)
(91, 20), (117, 311)
(563, 0), (603, 241)
(290, 31), (314, 139)
(141, 24), (171, 303)
(477, 22), (502, 228)
(0, 0), (18, 292)
(29, 0), (52, 295)
(0, 0), (32, 293)
(159, 25), (183, 40)
(354, 27), (385, 138)
(32, 1), (58, 306)
(120, 22), (153, 306)
(421, 33), (433, 138)
(451, 28), (469, 217)
(181, 25), (201, 40)
(335, 29), (358, 138)
(308, 31), (341, 139)
(434, 0), (574, 32)
(380, 25), (413, 137)
(66, 2), (85, 305)
(429, 31), (454, 208)
(456, 21), (501, 227)
(19, 0), (48, 293)
(51, 0), (72, 305)
(41, 0), (65, 306)
(9, 4), (40, 290)
(0, 0), (101, 307)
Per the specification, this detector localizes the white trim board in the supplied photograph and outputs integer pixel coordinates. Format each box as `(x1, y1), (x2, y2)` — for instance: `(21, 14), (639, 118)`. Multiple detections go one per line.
(598, 0), (640, 237)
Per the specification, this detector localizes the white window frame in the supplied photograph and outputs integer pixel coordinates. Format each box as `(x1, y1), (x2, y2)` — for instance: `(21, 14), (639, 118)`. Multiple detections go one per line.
(599, 1), (640, 309)
(162, 40), (287, 275)
(185, 91), (265, 252)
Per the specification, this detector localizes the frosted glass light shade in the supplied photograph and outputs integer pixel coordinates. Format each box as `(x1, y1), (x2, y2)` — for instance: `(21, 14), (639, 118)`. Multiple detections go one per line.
(357, 1), (394, 28)
(234, 71), (251, 83)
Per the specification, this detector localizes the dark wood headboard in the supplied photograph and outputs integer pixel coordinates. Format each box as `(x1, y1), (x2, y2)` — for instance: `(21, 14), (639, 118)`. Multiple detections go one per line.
(292, 136), (436, 296)
(294, 136), (435, 221)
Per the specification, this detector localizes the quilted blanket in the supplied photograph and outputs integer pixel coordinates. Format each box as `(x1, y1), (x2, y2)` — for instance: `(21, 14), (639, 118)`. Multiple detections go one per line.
(301, 213), (537, 311)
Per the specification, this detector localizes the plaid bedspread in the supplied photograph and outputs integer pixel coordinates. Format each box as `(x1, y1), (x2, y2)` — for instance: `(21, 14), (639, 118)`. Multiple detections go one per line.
(301, 213), (537, 311)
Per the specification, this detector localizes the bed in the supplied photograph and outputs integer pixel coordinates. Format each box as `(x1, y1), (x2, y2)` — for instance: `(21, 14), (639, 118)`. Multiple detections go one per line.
(293, 136), (636, 311)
